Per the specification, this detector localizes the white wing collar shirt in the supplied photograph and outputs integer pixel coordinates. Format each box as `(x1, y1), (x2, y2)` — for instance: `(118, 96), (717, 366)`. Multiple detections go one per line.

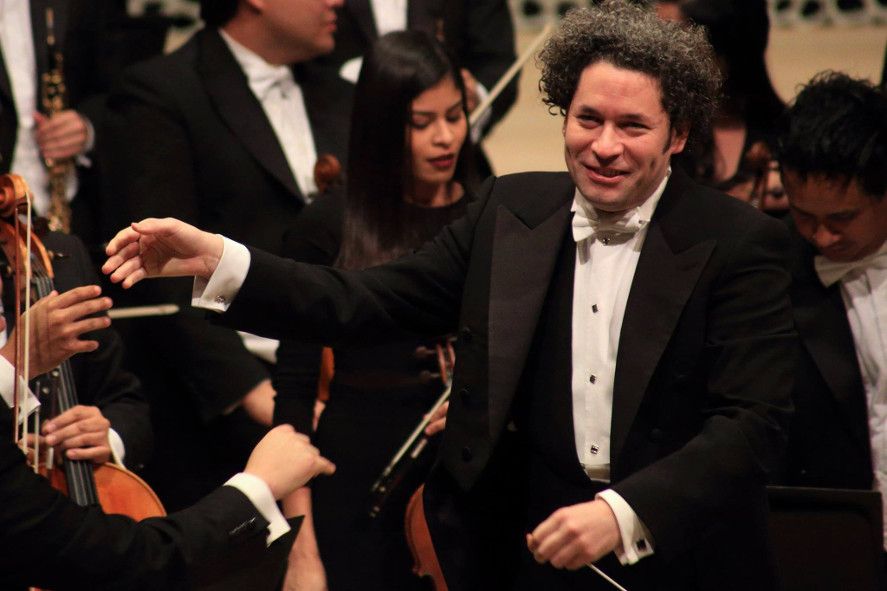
(817, 240), (887, 547)
(570, 168), (670, 565)
(220, 30), (318, 200)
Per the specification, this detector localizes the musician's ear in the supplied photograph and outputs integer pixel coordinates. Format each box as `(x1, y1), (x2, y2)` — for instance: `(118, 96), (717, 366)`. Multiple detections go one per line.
(667, 123), (689, 155)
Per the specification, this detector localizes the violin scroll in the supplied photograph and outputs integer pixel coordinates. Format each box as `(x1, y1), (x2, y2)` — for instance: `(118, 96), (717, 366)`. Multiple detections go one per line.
(0, 174), (30, 218)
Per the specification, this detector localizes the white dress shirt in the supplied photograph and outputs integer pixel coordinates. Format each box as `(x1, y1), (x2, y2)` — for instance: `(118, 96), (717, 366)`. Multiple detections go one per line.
(219, 30), (318, 199)
(823, 241), (887, 547)
(0, 0), (78, 215)
(570, 171), (670, 564)
(370, 0), (408, 36)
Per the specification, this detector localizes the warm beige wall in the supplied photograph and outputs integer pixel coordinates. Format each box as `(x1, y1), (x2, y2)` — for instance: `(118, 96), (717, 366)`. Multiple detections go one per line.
(483, 25), (887, 175)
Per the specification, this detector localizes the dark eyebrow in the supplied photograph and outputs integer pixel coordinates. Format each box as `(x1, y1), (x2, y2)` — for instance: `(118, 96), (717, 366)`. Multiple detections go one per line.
(412, 99), (464, 117)
(790, 202), (860, 218)
(572, 104), (653, 123)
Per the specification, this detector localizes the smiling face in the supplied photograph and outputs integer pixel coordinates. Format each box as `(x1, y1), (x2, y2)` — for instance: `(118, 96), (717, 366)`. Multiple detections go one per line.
(563, 61), (688, 213)
(783, 169), (887, 262)
(407, 75), (467, 199)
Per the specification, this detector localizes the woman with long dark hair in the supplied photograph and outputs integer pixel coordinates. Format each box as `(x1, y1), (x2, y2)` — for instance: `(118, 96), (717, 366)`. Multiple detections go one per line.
(273, 31), (475, 590)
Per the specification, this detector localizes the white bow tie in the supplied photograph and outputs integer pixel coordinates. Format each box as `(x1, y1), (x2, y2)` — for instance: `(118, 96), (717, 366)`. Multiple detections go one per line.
(815, 247), (887, 287)
(572, 206), (644, 244)
(251, 66), (295, 100)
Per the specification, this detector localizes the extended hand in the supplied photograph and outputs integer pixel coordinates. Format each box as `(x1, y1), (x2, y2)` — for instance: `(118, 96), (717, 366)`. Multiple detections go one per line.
(0, 285), (111, 379)
(245, 425), (335, 500)
(103, 218), (224, 288)
(43, 405), (112, 464)
(527, 499), (622, 570)
(34, 110), (90, 161)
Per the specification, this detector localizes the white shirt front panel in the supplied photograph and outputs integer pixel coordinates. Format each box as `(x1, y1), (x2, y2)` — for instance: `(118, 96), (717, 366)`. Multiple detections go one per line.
(838, 241), (887, 547)
(571, 172), (668, 473)
(220, 30), (318, 199)
(370, 0), (408, 36)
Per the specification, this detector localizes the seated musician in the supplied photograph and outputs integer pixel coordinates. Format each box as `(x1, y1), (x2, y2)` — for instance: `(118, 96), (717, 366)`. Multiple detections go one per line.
(0, 277), (335, 589)
(0, 232), (152, 471)
(778, 72), (887, 545)
(275, 31), (475, 591)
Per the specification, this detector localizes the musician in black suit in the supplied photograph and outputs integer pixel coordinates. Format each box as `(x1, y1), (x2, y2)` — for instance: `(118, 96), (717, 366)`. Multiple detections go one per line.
(101, 0), (351, 510)
(103, 3), (796, 589)
(321, 0), (517, 132)
(0, 0), (138, 246)
(0, 231), (152, 471)
(777, 74), (887, 537)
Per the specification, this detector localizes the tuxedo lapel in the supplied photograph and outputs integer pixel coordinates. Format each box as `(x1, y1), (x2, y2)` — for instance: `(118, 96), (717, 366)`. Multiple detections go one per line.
(794, 268), (869, 445)
(197, 30), (301, 199)
(346, 0), (377, 42)
(487, 197), (572, 439)
(610, 181), (716, 464)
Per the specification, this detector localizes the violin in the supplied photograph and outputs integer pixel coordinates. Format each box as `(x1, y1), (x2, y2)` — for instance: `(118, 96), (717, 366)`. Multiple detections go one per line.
(0, 173), (165, 520)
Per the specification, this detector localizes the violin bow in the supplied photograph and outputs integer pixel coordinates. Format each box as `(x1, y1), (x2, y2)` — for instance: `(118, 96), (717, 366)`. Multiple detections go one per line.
(469, 24), (554, 132)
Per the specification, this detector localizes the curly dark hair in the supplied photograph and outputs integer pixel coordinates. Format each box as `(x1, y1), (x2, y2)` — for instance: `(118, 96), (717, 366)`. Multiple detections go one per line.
(779, 72), (887, 201)
(538, 0), (721, 149)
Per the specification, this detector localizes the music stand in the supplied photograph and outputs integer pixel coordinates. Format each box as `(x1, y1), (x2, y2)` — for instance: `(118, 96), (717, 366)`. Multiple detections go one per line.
(768, 486), (883, 591)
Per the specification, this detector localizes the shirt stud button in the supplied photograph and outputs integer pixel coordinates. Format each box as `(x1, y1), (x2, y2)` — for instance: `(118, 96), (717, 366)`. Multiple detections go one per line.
(589, 374), (596, 384)
(590, 444), (600, 455)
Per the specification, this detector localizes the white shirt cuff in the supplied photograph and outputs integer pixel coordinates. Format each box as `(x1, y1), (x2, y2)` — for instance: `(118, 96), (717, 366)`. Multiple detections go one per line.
(108, 428), (126, 466)
(224, 472), (291, 545)
(597, 489), (655, 565)
(0, 355), (41, 422)
(471, 80), (492, 142)
(192, 236), (251, 312)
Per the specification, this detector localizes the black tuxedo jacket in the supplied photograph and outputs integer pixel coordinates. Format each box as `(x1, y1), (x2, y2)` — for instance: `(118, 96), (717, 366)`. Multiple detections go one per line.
(102, 27), (351, 423)
(781, 227), (871, 489)
(220, 169), (796, 589)
(0, 399), (290, 590)
(320, 0), (517, 128)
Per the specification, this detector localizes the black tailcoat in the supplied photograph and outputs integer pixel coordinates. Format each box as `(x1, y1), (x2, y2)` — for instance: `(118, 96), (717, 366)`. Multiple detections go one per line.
(219, 169), (796, 589)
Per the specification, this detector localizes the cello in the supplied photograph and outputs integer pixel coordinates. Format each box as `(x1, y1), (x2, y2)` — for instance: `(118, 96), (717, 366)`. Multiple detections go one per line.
(1, 173), (165, 521)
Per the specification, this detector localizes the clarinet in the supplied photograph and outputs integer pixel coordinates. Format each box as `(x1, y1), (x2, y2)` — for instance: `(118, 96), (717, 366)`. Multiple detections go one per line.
(41, 8), (73, 233)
